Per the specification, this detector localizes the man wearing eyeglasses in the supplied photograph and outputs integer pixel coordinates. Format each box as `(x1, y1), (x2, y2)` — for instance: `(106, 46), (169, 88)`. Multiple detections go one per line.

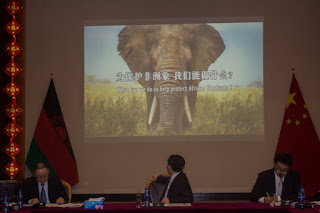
(250, 152), (301, 203)
(22, 162), (67, 204)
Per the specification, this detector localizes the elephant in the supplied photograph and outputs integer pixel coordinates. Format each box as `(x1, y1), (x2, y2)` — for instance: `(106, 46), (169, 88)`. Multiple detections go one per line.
(117, 24), (225, 136)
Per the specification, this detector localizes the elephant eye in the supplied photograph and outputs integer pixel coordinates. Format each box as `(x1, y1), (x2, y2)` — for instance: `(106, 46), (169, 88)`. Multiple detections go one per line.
(151, 57), (157, 66)
(185, 62), (191, 69)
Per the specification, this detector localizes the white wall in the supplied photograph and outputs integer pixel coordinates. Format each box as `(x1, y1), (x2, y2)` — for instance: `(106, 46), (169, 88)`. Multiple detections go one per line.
(25, 0), (320, 194)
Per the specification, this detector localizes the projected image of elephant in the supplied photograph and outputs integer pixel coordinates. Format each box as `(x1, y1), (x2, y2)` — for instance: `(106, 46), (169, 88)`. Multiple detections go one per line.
(117, 24), (225, 136)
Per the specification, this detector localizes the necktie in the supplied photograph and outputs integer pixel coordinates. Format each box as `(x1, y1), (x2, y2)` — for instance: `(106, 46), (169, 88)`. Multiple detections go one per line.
(40, 183), (47, 203)
(276, 179), (283, 197)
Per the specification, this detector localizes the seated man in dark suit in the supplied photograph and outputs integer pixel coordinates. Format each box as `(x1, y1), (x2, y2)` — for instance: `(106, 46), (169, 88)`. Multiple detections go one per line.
(151, 154), (193, 203)
(22, 162), (68, 204)
(250, 152), (301, 203)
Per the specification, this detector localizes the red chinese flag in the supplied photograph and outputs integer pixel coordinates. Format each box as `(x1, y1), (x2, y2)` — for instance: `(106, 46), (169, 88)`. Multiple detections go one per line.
(26, 79), (79, 186)
(275, 73), (320, 199)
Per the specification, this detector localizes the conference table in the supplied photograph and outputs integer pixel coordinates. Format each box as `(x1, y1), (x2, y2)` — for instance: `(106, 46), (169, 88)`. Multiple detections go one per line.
(5, 202), (319, 213)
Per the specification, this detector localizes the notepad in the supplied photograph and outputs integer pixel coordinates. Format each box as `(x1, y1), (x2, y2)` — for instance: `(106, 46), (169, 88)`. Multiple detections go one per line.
(57, 203), (84, 208)
(164, 203), (191, 207)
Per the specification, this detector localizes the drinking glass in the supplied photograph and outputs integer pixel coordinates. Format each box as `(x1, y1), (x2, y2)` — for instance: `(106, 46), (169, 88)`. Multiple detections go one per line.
(136, 194), (142, 208)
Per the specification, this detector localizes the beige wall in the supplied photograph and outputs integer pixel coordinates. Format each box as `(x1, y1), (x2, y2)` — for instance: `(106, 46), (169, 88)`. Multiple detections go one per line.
(25, 0), (320, 194)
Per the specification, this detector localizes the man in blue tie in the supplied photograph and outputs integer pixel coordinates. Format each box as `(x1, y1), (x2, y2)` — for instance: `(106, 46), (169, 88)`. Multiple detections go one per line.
(22, 162), (67, 204)
(250, 152), (301, 203)
(151, 155), (193, 203)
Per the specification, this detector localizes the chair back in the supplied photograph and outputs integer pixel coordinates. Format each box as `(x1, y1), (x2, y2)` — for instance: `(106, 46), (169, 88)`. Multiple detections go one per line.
(61, 180), (72, 203)
(148, 182), (167, 203)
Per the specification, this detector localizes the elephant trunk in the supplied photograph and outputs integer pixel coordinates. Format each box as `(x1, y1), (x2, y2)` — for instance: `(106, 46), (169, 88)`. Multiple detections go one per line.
(159, 89), (180, 135)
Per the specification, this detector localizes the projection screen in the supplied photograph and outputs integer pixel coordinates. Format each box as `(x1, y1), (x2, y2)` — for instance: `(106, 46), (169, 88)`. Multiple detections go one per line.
(84, 17), (263, 142)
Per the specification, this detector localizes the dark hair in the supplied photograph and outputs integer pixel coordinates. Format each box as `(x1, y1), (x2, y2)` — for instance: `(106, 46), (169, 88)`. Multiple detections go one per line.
(168, 155), (185, 172)
(274, 152), (292, 166)
(34, 162), (49, 172)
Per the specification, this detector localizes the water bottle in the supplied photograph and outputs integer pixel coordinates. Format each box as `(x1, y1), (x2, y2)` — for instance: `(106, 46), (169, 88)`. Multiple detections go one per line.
(144, 188), (150, 208)
(17, 188), (23, 209)
(2, 194), (9, 213)
(298, 186), (305, 210)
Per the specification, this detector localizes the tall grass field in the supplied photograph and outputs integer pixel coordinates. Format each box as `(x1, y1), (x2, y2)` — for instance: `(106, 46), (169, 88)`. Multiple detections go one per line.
(85, 82), (263, 137)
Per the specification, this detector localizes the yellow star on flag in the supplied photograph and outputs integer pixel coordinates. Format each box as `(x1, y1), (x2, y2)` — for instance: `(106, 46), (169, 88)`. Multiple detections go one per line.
(286, 119), (291, 124)
(295, 120), (300, 126)
(303, 113), (308, 119)
(287, 92), (296, 108)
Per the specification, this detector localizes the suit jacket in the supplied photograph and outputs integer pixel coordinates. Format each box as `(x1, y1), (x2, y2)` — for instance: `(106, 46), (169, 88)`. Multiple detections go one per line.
(156, 172), (193, 203)
(22, 175), (68, 203)
(250, 169), (301, 202)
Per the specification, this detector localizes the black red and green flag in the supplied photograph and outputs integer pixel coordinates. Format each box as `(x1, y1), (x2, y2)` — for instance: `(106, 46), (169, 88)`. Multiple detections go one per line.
(26, 79), (78, 186)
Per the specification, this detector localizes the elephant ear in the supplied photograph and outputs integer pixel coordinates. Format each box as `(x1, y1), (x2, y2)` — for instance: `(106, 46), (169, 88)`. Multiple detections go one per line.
(117, 25), (158, 88)
(186, 24), (225, 74)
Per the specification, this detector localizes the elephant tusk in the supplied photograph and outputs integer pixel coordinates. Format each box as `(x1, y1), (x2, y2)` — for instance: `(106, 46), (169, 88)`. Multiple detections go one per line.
(148, 95), (157, 125)
(184, 95), (192, 123)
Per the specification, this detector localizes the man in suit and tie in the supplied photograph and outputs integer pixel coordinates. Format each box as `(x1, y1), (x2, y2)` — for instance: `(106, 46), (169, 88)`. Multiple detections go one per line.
(151, 154), (193, 203)
(22, 162), (67, 204)
(250, 152), (301, 203)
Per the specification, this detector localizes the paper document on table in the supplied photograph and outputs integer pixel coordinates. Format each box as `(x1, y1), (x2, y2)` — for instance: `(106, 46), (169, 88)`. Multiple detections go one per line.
(58, 203), (84, 208)
(311, 201), (320, 205)
(164, 203), (191, 207)
(275, 202), (281, 206)
(45, 203), (59, 207)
